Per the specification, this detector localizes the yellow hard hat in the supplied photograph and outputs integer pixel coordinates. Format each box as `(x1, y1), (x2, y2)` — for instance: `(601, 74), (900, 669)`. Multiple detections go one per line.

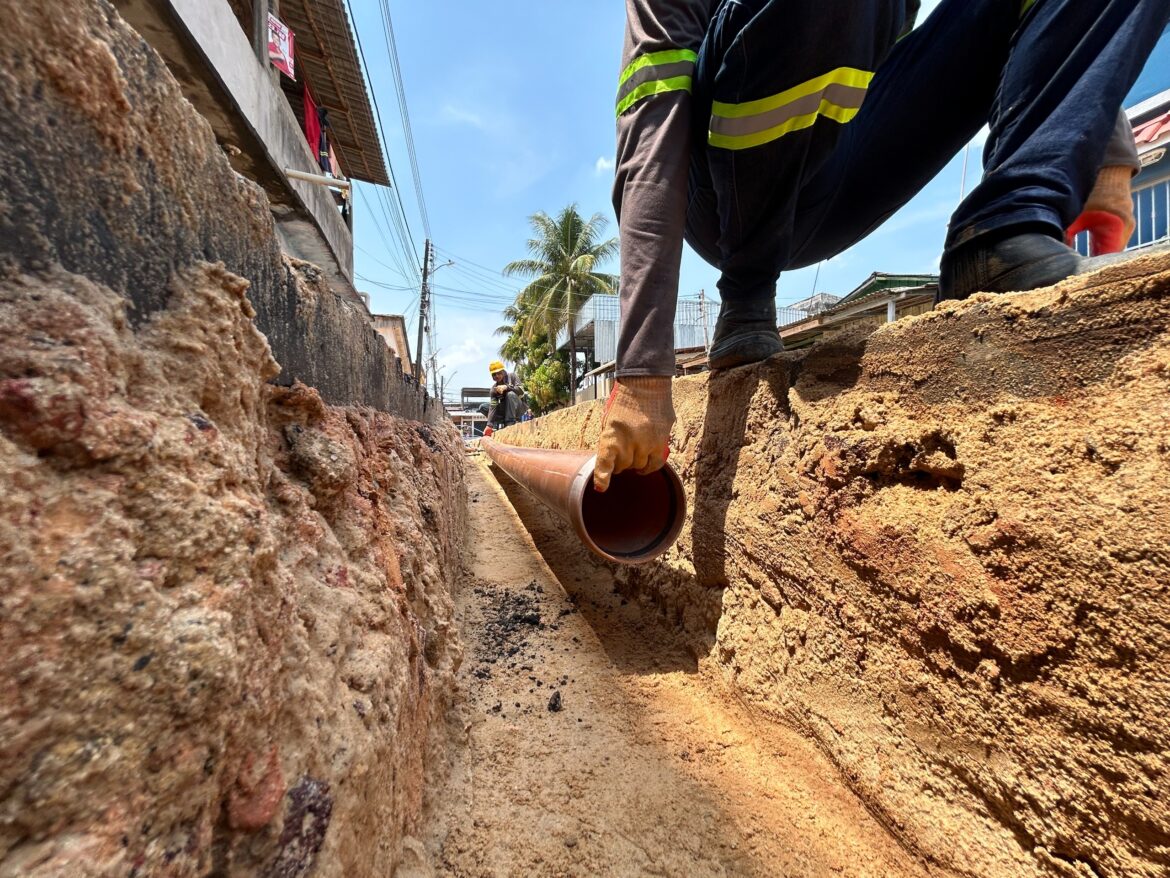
(489, 360), (505, 374)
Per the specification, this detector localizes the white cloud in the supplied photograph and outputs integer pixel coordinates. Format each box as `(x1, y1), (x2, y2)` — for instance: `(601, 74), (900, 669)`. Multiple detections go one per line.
(439, 103), (491, 132)
(594, 155), (616, 176)
(440, 336), (486, 373)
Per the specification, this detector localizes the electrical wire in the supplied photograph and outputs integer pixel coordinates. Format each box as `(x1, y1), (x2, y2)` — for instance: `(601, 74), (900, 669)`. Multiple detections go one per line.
(354, 189), (416, 284)
(376, 0), (431, 240)
(344, 0), (423, 273)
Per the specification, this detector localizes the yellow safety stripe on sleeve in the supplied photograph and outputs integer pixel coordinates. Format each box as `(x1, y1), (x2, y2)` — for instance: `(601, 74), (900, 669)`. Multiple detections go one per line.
(616, 75), (694, 117)
(615, 48), (698, 116)
(708, 66), (873, 151)
(618, 48), (699, 89)
(1020, 0), (1038, 16)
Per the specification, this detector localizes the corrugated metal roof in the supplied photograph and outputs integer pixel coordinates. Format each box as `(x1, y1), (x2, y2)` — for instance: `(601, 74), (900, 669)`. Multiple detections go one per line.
(1135, 111), (1170, 146)
(279, 0), (390, 186)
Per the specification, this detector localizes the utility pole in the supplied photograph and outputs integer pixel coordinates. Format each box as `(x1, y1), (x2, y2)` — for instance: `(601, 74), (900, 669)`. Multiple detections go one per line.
(414, 239), (432, 392)
(699, 289), (711, 357)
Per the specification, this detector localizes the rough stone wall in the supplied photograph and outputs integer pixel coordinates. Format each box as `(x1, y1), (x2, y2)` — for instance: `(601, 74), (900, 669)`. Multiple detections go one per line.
(0, 0), (434, 421)
(497, 252), (1170, 878)
(0, 266), (464, 877)
(0, 1), (465, 874)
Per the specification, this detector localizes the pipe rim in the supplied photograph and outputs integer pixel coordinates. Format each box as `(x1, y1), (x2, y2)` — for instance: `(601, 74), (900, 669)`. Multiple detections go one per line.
(569, 456), (686, 565)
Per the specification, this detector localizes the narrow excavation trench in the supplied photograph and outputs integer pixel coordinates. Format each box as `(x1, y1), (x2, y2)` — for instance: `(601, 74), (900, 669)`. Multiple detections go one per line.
(402, 455), (947, 878)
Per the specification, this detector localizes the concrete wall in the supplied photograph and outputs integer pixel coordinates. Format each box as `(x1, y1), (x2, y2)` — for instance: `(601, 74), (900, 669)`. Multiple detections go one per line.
(0, 0), (439, 423)
(115, 0), (357, 298)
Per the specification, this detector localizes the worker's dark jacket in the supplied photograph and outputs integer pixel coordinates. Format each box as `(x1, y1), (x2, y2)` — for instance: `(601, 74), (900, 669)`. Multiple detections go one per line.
(614, 0), (1144, 377)
(488, 372), (528, 428)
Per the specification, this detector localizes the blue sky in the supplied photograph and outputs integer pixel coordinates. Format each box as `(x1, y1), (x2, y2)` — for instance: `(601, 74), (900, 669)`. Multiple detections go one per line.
(347, 0), (976, 394)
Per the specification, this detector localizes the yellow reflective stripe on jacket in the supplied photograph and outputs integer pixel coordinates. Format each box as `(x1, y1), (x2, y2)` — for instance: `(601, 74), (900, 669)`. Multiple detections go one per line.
(708, 66), (873, 150)
(618, 48), (698, 89)
(616, 48), (698, 116)
(1020, 0), (1038, 16)
(617, 75), (694, 116)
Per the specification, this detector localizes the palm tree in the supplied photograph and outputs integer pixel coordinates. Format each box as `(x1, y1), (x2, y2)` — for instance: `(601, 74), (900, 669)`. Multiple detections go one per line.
(494, 301), (536, 370)
(503, 205), (618, 405)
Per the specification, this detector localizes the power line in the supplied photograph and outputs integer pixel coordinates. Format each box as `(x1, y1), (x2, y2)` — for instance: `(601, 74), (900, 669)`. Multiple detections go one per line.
(355, 272), (415, 292)
(434, 246), (510, 278)
(446, 263), (523, 296)
(434, 247), (516, 282)
(376, 0), (431, 240)
(355, 244), (413, 283)
(374, 185), (421, 282)
(354, 189), (416, 284)
(344, 0), (423, 270)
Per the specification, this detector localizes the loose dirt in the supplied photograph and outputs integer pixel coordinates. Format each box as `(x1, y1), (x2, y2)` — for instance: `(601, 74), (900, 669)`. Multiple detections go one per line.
(400, 456), (944, 878)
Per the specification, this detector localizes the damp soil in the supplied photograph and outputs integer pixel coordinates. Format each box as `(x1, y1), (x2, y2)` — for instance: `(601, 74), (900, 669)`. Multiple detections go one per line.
(398, 455), (946, 878)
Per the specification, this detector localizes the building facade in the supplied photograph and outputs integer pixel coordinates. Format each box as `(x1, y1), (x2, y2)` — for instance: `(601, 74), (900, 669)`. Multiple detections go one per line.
(556, 293), (717, 365)
(370, 314), (413, 376)
(779, 273), (938, 349)
(114, 0), (389, 304)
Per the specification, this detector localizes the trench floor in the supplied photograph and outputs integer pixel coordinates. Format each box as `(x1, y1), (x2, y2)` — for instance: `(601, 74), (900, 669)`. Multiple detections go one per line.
(401, 455), (939, 878)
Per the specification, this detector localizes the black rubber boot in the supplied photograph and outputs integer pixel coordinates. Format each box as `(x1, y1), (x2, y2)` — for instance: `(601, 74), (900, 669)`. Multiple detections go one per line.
(939, 232), (1086, 301)
(708, 298), (784, 370)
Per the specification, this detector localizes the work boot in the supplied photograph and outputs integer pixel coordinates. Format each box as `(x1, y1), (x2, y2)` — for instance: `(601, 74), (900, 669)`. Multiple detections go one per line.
(940, 231), (1170, 300)
(939, 231), (1084, 301)
(708, 298), (784, 370)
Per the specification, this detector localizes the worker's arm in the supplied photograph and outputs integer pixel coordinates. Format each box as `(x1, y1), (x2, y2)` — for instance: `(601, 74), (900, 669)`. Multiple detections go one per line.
(1067, 111), (1141, 253)
(1101, 109), (1140, 173)
(505, 372), (525, 396)
(596, 0), (713, 492)
(612, 0), (713, 379)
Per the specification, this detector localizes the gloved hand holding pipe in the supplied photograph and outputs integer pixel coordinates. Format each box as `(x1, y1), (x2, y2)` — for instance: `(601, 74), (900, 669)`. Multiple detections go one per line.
(593, 376), (675, 493)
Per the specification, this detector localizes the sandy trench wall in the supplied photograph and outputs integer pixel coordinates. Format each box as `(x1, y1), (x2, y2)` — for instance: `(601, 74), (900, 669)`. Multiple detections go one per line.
(0, 2), (466, 876)
(498, 253), (1170, 878)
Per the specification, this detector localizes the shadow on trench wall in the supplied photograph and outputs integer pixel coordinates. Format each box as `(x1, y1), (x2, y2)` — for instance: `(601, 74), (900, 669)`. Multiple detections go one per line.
(692, 353), (804, 587)
(690, 332), (873, 589)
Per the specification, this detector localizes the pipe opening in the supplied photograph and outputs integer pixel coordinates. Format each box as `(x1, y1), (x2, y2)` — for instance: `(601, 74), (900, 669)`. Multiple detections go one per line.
(580, 467), (684, 562)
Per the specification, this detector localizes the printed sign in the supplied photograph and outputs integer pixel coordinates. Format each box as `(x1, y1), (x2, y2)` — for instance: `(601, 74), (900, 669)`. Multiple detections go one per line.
(1140, 147), (1166, 169)
(267, 13), (295, 80)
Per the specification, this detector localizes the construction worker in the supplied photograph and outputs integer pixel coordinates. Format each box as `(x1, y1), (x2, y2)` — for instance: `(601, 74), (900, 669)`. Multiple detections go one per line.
(487, 361), (528, 431)
(593, 0), (1170, 492)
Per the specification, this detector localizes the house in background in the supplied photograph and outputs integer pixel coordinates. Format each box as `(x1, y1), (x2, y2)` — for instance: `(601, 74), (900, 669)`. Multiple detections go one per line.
(115, 0), (389, 304)
(779, 273), (937, 349)
(370, 313), (413, 376)
(450, 388), (491, 438)
(562, 293), (718, 401)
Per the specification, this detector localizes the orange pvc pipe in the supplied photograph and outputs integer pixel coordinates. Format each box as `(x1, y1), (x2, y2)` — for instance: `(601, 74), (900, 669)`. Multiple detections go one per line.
(480, 438), (686, 565)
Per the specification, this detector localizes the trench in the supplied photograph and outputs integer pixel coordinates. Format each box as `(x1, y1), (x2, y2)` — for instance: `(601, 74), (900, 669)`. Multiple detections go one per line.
(400, 454), (942, 878)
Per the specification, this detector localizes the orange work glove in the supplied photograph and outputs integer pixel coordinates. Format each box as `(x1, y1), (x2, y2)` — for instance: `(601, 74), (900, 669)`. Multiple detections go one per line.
(1066, 165), (1135, 255)
(483, 425), (493, 437)
(593, 376), (675, 493)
